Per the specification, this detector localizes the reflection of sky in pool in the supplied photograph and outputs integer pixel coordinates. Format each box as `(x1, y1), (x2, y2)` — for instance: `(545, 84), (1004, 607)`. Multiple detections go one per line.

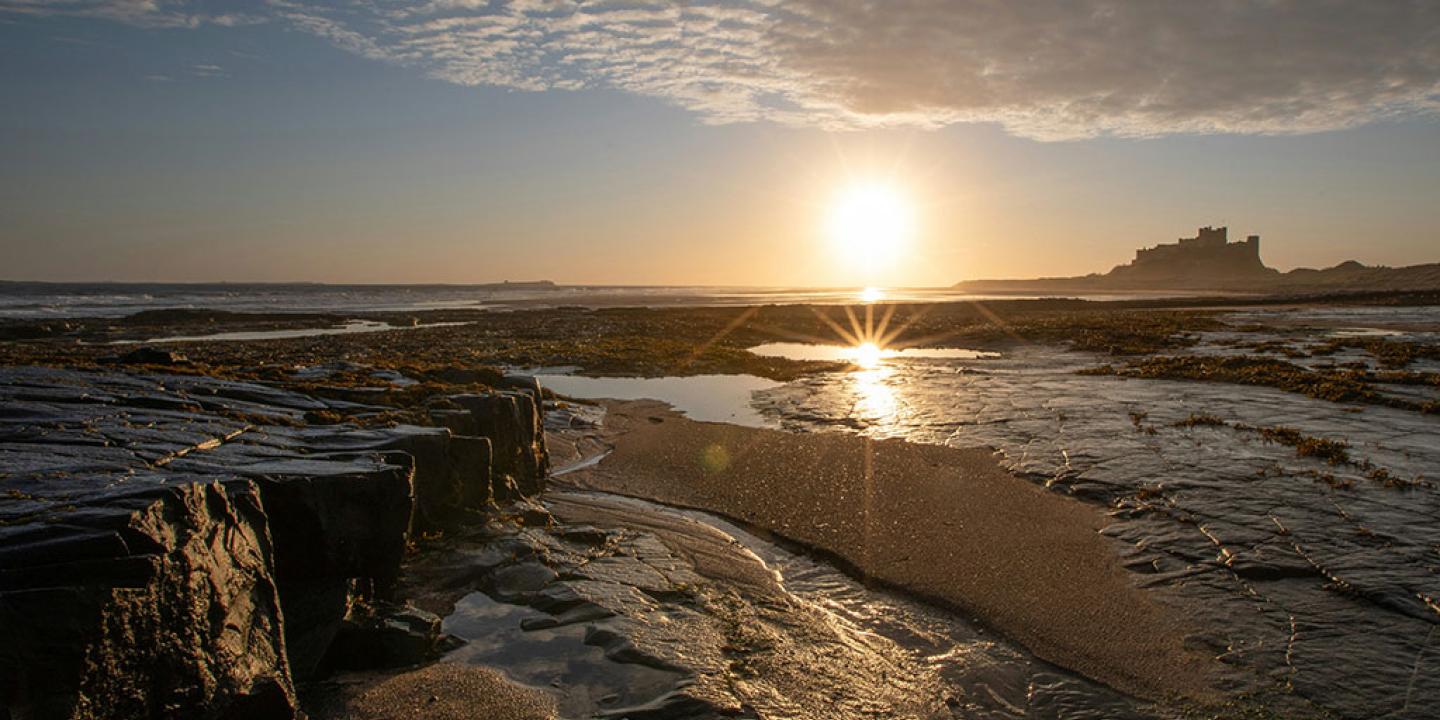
(443, 591), (680, 717)
(748, 341), (998, 364)
(537, 373), (780, 428)
(112, 319), (470, 344)
(537, 344), (995, 430)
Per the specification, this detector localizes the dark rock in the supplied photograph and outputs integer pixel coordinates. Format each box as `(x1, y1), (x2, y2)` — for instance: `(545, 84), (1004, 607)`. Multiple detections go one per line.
(443, 391), (549, 498)
(498, 375), (543, 406)
(419, 366), (505, 387)
(0, 480), (294, 720)
(0, 365), (552, 717)
(519, 602), (613, 631)
(370, 430), (492, 533)
(582, 626), (684, 672)
(593, 691), (715, 720)
(99, 347), (191, 366)
(501, 497), (554, 528)
(556, 525), (615, 547)
(225, 424), (495, 535)
(260, 474), (412, 679)
(322, 602), (447, 671)
(0, 322), (72, 341)
(488, 562), (558, 602)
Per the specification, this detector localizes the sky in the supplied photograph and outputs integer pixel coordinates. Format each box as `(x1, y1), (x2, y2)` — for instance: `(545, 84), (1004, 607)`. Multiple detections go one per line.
(2, 0), (1438, 287)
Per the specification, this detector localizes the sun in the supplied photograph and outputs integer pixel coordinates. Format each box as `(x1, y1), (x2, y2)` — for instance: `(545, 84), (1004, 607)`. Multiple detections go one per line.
(826, 182), (914, 267)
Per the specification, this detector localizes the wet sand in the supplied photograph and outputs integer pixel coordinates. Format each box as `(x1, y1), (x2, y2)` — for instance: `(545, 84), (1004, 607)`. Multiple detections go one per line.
(566, 400), (1217, 703)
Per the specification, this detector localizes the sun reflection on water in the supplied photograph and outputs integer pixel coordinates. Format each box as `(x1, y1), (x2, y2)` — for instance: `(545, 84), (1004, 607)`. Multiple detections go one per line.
(849, 365), (898, 424)
(761, 297), (946, 430)
(851, 341), (884, 369)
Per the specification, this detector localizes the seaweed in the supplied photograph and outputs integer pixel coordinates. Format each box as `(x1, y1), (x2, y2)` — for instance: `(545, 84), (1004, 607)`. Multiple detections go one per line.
(1312, 337), (1440, 369)
(1250, 425), (1351, 465)
(1165, 412), (1426, 488)
(1088, 354), (1439, 415)
(1174, 413), (1226, 428)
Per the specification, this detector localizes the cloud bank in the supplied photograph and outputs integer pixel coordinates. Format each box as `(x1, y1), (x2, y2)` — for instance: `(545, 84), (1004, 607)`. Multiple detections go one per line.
(8, 0), (1440, 139)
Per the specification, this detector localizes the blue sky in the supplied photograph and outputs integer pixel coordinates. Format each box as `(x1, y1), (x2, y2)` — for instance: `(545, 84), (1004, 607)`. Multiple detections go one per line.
(2, 1), (1438, 286)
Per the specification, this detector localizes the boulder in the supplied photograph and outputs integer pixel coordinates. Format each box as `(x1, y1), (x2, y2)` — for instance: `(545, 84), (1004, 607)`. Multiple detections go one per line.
(440, 392), (549, 499)
(321, 602), (450, 672)
(98, 347), (191, 366)
(246, 460), (414, 678)
(0, 480), (294, 720)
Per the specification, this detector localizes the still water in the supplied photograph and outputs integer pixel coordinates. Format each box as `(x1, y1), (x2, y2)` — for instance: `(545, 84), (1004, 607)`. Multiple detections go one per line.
(749, 341), (998, 363)
(535, 373), (781, 428)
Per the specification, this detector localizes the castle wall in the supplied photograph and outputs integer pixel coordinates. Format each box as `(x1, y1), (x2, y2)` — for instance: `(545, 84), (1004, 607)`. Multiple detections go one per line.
(1120, 226), (1269, 283)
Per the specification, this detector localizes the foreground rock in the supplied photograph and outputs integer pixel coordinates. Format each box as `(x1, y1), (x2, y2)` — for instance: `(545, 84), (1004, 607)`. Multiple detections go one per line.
(0, 366), (547, 719)
(0, 478), (289, 719)
(392, 491), (958, 719)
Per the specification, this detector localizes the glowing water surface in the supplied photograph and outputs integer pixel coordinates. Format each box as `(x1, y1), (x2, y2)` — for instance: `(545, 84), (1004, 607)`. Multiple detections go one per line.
(113, 319), (471, 344)
(535, 373), (781, 428)
(753, 338), (1440, 716)
(749, 341), (998, 364)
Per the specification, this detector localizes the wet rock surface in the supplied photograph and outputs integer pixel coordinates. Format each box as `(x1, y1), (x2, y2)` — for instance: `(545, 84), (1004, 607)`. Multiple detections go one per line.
(404, 494), (944, 718)
(394, 482), (1189, 720)
(0, 365), (549, 719)
(321, 601), (453, 672)
(1, 477), (291, 720)
(753, 316), (1440, 719)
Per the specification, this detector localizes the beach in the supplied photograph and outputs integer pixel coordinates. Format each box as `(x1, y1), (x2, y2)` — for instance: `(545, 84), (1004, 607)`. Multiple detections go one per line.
(2, 291), (1437, 718)
(10, 5), (1440, 715)
(563, 400), (1213, 702)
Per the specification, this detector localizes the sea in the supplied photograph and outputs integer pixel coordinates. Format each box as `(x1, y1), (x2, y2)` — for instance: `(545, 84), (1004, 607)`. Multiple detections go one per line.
(0, 281), (1202, 319)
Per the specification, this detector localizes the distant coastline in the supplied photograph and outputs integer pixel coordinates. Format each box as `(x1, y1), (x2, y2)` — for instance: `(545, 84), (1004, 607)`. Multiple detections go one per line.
(957, 226), (1440, 294)
(0, 279), (559, 290)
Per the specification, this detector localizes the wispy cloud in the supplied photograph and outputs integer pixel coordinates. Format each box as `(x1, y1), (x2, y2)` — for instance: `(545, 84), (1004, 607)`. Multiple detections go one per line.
(0, 0), (262, 28)
(7, 0), (1439, 140)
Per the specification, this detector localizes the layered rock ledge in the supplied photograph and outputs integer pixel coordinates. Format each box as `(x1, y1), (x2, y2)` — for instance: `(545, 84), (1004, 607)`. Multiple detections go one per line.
(0, 365), (547, 719)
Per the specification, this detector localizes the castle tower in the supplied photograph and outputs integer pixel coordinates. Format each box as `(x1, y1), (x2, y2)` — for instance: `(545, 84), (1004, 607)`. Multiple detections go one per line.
(1244, 234), (1261, 259)
(1195, 226), (1227, 247)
